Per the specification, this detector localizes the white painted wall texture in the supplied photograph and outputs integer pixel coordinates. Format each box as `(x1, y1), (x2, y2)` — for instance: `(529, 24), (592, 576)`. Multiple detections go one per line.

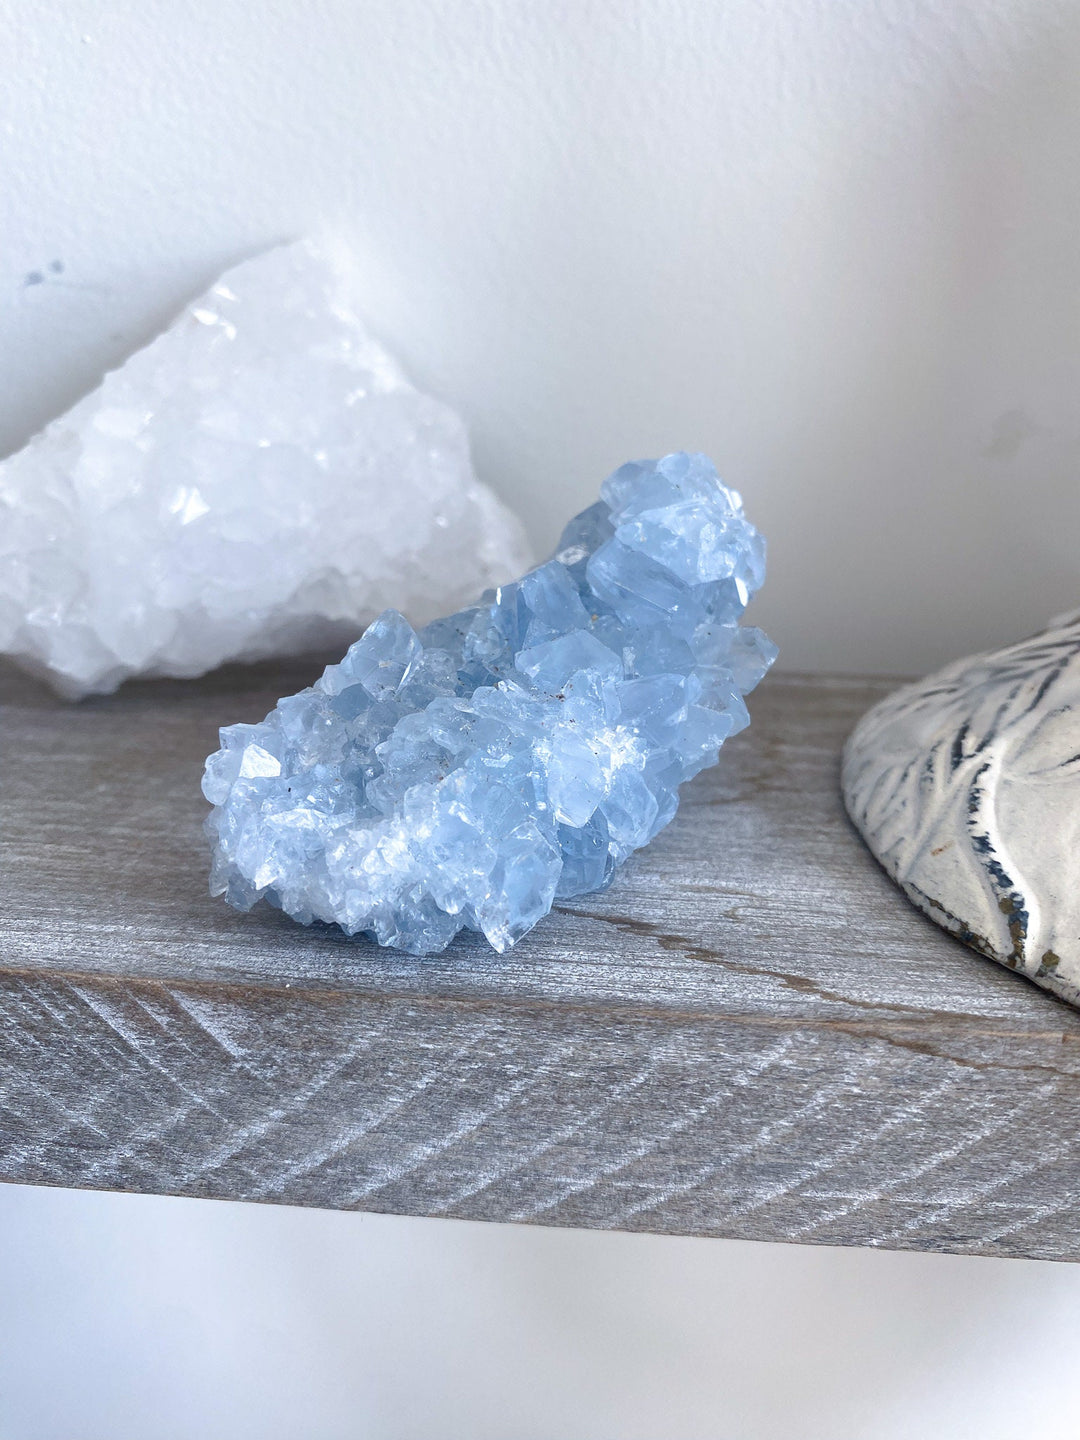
(2, 0), (1078, 673)
(5, 1184), (1080, 1440)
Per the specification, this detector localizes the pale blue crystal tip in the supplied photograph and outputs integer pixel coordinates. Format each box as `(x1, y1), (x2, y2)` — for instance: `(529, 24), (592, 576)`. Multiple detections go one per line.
(203, 452), (777, 954)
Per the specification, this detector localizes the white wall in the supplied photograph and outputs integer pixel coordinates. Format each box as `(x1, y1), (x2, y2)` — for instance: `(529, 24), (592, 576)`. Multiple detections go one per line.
(2, 0), (1078, 673)
(4, 1183), (1080, 1440)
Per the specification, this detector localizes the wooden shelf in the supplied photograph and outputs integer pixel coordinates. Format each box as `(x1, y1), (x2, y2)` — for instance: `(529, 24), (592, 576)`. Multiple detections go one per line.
(3, 658), (1079, 1260)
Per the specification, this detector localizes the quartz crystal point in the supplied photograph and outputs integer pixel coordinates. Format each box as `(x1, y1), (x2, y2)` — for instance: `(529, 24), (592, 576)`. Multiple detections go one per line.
(204, 452), (776, 954)
(0, 241), (530, 697)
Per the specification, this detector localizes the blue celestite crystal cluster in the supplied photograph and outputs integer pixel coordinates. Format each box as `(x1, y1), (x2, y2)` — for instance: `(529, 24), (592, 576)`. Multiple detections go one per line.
(203, 453), (776, 954)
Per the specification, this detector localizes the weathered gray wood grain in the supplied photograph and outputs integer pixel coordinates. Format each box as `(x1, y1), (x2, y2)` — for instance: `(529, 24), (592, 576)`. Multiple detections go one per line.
(3, 657), (1080, 1260)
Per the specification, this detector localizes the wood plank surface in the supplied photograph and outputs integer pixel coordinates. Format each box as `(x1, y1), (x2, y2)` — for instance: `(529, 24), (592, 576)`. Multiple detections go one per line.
(3, 657), (1080, 1261)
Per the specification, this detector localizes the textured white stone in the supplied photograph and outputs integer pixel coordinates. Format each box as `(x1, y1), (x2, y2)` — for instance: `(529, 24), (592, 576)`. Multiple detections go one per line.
(0, 241), (531, 697)
(842, 616), (1080, 1010)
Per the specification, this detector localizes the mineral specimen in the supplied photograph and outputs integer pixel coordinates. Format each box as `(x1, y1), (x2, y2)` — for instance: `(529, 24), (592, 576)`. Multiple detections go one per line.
(0, 241), (530, 698)
(843, 613), (1080, 1010)
(204, 452), (776, 954)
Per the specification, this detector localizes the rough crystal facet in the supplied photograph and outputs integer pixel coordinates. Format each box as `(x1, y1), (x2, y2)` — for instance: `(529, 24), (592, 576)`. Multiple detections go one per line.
(0, 241), (530, 697)
(204, 453), (776, 954)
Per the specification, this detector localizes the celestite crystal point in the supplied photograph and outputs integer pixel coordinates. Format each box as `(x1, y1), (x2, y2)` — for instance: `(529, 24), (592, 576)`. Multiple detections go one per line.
(0, 240), (530, 698)
(204, 453), (776, 954)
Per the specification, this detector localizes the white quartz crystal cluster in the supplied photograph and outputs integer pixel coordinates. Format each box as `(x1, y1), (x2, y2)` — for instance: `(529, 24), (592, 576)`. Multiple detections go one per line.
(0, 242), (531, 697)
